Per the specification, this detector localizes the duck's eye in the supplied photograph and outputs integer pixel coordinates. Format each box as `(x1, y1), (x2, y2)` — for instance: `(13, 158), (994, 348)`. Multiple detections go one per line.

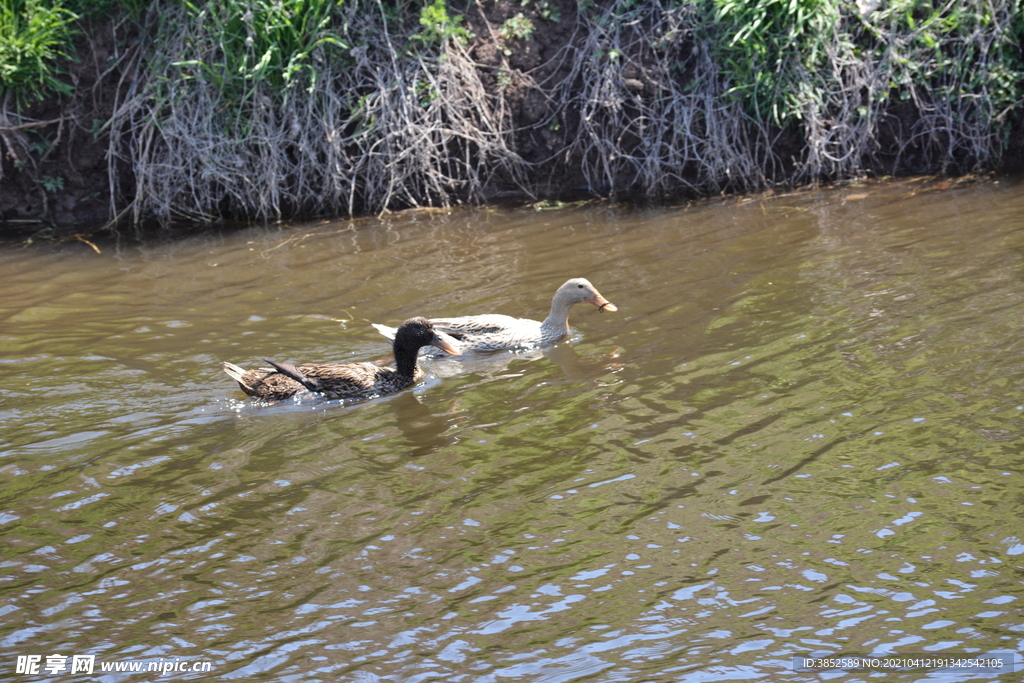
(577, 284), (584, 288)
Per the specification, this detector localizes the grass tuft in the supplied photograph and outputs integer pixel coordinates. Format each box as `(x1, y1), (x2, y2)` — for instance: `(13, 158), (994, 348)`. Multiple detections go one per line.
(0, 0), (77, 106)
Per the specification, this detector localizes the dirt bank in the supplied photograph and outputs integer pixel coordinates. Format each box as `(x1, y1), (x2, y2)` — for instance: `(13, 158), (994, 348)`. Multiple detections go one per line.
(2, 1), (1022, 233)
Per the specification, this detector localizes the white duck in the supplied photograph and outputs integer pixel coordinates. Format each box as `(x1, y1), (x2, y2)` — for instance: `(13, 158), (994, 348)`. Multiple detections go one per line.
(372, 278), (617, 352)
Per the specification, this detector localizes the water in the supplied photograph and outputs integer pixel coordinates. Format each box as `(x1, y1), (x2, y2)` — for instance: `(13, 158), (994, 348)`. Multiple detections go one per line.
(2, 178), (1023, 681)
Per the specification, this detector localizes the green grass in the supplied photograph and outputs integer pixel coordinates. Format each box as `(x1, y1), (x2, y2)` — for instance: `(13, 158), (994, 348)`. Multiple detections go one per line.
(172, 0), (348, 96)
(413, 0), (473, 47)
(708, 0), (837, 124)
(499, 12), (534, 41)
(0, 0), (78, 106)
(879, 0), (1024, 118)
(706, 0), (1024, 128)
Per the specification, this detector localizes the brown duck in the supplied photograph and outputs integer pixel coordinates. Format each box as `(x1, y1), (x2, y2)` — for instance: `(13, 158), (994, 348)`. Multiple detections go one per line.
(223, 317), (461, 400)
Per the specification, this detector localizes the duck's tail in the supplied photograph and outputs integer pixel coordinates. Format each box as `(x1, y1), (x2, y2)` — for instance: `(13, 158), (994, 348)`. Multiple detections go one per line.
(371, 323), (398, 341)
(223, 362), (252, 391)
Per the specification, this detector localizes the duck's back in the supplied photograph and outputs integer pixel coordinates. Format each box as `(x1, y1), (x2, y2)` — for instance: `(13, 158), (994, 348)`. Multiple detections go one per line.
(298, 361), (421, 398)
(431, 314), (545, 350)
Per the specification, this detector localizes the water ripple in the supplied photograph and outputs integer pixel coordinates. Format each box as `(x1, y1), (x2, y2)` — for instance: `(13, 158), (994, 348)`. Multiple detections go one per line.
(1, 181), (1023, 680)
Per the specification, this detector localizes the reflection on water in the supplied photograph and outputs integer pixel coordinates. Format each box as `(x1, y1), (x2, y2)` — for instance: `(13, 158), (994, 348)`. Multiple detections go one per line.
(2, 178), (1024, 680)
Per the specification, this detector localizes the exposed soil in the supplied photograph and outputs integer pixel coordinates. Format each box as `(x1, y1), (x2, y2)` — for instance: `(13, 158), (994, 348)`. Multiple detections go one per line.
(466, 0), (579, 166)
(0, 18), (141, 229)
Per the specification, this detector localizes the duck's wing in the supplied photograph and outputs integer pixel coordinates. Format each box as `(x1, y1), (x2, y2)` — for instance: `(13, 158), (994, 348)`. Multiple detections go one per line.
(293, 361), (402, 397)
(429, 315), (544, 350)
(429, 314), (528, 336)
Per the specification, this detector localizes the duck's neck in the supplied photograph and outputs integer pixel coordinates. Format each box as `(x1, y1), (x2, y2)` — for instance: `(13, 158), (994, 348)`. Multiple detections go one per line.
(392, 340), (422, 378)
(540, 296), (573, 340)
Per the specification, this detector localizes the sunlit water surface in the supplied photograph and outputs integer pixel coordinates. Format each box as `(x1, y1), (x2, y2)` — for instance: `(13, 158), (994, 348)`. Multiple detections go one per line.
(2, 178), (1024, 681)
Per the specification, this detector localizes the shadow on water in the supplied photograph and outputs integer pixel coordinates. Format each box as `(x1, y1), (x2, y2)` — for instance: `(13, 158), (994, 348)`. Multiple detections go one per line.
(2, 177), (1024, 680)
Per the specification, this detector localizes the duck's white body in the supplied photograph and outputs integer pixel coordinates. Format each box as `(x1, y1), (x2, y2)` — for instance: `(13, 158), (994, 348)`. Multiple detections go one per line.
(373, 278), (616, 353)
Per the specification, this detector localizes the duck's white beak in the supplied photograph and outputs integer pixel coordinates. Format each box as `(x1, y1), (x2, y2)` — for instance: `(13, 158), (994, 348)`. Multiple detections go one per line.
(431, 330), (463, 355)
(592, 295), (617, 312)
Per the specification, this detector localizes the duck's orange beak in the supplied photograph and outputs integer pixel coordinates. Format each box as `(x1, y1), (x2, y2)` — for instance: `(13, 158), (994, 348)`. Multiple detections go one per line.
(431, 330), (463, 355)
(592, 295), (617, 312)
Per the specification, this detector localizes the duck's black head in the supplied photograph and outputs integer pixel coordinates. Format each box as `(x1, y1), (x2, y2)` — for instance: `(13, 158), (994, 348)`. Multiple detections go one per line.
(392, 317), (461, 366)
(393, 317), (435, 348)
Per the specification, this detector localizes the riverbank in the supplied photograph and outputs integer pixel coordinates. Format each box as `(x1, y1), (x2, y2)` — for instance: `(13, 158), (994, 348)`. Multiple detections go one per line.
(2, 0), (1023, 230)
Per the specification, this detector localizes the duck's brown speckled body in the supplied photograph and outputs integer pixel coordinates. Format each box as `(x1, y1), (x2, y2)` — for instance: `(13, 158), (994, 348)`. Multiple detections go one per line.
(373, 278), (617, 353)
(224, 317), (460, 400)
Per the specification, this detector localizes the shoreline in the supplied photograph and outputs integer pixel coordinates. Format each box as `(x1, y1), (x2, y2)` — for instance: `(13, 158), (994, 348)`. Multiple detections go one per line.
(2, 0), (1022, 231)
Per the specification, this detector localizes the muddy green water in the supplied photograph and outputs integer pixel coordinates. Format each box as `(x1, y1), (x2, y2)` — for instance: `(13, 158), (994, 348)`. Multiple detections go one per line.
(2, 179), (1023, 681)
